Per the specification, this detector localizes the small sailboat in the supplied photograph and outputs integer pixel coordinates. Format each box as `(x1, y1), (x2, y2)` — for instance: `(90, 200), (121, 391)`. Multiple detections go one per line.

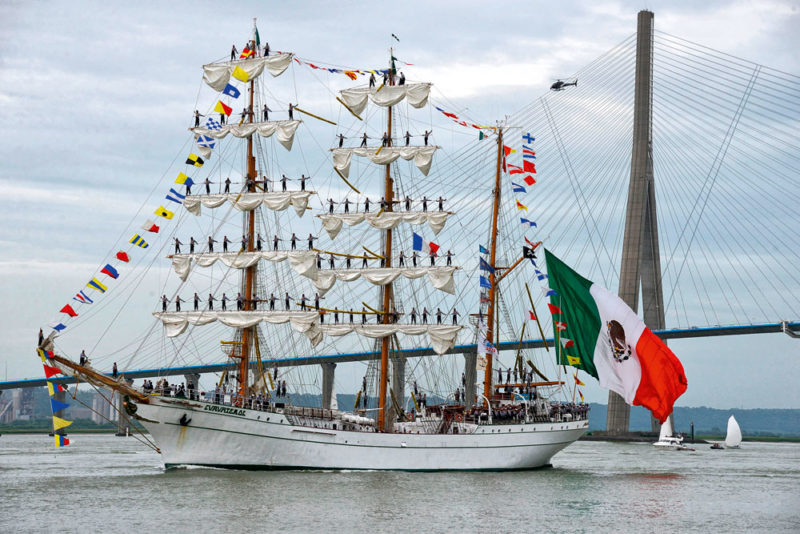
(724, 415), (742, 449)
(653, 416), (694, 451)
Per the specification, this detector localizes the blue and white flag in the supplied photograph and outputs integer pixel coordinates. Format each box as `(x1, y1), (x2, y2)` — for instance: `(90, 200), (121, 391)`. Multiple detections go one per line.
(166, 187), (186, 204)
(479, 257), (495, 274)
(520, 218), (537, 228)
(196, 135), (216, 150)
(479, 275), (492, 289)
(535, 269), (548, 281)
(222, 83), (241, 99)
(542, 287), (557, 297)
(205, 117), (222, 131)
(511, 182), (526, 193)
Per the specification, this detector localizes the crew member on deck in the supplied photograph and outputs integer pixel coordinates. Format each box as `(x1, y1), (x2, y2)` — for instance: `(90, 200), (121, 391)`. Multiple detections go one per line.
(436, 308), (443, 324)
(208, 294), (216, 310)
(364, 197), (371, 213)
(189, 237), (197, 254)
(452, 308), (459, 324)
(221, 293), (228, 311)
(300, 174), (309, 191)
(224, 177), (231, 193)
(369, 73), (376, 87)
(361, 132), (368, 147)
(288, 103), (295, 120)
(231, 45), (238, 61)
(424, 129), (431, 146)
(174, 238), (182, 254)
(223, 235), (230, 253)
(281, 174), (288, 191)
(438, 196), (446, 211)
(262, 104), (271, 121)
(208, 236), (217, 253)
(194, 110), (202, 127)
(284, 292), (292, 310)
(204, 177), (211, 194)
(174, 295), (183, 312)
(161, 295), (169, 312)
(193, 292), (199, 311)
(237, 292), (244, 311)
(446, 250), (453, 266)
(307, 233), (316, 250)
(410, 307), (417, 324)
(290, 233), (297, 250)
(405, 131), (410, 146)
(80, 350), (87, 366)
(269, 293), (276, 311)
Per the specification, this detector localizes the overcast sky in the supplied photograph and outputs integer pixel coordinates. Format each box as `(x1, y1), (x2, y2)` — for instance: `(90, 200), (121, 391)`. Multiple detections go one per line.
(1, 0), (799, 410)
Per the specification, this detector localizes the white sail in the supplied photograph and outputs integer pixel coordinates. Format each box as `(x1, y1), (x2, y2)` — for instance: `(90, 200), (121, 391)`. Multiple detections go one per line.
(658, 416), (674, 441)
(318, 212), (450, 239)
(171, 251), (317, 282)
(202, 53), (294, 91)
(332, 147), (438, 178)
(154, 310), (320, 339)
(319, 324), (462, 355)
(183, 191), (312, 217)
(191, 120), (301, 150)
(314, 266), (456, 295)
(339, 83), (432, 115)
(153, 312), (461, 355)
(725, 415), (742, 448)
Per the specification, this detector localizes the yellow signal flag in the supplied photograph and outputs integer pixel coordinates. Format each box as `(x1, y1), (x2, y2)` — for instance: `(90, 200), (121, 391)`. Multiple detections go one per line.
(154, 206), (174, 219)
(37, 348), (46, 363)
(232, 65), (250, 83)
(175, 172), (190, 184)
(47, 382), (56, 396)
(566, 355), (581, 366)
(52, 416), (73, 431)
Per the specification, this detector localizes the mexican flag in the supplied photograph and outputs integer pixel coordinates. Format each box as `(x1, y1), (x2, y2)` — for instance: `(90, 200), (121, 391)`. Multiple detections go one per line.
(544, 249), (687, 423)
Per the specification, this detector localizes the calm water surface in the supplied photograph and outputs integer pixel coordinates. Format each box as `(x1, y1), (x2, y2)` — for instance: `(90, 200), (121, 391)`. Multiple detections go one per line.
(1, 434), (798, 533)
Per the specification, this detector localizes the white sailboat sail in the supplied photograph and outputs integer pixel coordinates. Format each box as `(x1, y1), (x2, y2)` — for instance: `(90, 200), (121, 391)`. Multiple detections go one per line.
(725, 415), (742, 448)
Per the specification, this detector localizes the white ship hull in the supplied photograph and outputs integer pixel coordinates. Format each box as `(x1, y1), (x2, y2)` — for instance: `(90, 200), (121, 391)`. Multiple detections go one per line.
(134, 397), (588, 471)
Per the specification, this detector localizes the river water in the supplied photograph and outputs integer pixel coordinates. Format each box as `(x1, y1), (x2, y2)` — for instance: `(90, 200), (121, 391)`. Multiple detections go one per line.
(1, 434), (798, 533)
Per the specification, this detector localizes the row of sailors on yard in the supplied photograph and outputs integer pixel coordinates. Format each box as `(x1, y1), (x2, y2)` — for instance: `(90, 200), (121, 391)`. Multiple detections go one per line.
(185, 174), (310, 196)
(173, 235), (453, 266)
(337, 129), (432, 148)
(159, 292), (460, 323)
(326, 195), (446, 213)
(193, 102), (295, 127)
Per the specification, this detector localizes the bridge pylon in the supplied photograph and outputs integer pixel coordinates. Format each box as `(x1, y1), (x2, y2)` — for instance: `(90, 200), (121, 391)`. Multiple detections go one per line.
(606, 9), (667, 435)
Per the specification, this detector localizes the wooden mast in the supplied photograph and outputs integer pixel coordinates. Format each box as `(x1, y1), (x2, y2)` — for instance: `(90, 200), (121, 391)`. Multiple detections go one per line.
(483, 127), (504, 403)
(239, 71), (257, 399)
(377, 50), (395, 431)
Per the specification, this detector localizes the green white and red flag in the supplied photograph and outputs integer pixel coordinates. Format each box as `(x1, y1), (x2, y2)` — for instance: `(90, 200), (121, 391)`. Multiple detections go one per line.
(544, 248), (687, 423)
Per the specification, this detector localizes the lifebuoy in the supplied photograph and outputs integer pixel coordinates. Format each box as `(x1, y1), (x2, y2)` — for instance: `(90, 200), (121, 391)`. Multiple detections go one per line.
(455, 413), (463, 422)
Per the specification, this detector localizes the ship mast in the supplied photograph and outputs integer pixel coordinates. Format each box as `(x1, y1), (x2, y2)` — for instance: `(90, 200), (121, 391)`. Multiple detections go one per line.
(377, 49), (395, 431)
(483, 127), (504, 403)
(239, 70), (257, 399)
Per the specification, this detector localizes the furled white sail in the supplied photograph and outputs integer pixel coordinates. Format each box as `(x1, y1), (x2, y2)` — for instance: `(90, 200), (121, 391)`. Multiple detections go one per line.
(183, 191), (312, 217)
(171, 251), (317, 282)
(332, 147), (437, 178)
(725, 415), (742, 448)
(339, 83), (432, 115)
(202, 53), (294, 92)
(658, 416), (674, 441)
(318, 212), (450, 239)
(153, 311), (461, 354)
(320, 324), (462, 355)
(191, 120), (301, 151)
(154, 310), (320, 340)
(313, 266), (456, 296)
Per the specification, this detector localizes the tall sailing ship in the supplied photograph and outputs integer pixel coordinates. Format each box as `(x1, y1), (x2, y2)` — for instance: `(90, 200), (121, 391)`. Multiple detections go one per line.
(36, 26), (589, 470)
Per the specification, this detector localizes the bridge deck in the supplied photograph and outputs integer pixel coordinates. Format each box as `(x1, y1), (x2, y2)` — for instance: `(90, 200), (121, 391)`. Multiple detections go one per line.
(2, 322), (797, 391)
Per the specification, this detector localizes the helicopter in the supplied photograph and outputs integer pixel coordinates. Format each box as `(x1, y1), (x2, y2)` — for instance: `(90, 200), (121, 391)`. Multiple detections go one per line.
(550, 78), (578, 91)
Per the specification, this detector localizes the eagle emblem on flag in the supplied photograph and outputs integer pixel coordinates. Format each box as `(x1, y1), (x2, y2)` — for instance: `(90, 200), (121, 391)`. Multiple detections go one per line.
(607, 320), (632, 362)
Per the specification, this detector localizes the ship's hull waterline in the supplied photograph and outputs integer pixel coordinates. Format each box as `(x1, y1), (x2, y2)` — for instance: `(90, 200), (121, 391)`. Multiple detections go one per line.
(134, 397), (588, 471)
